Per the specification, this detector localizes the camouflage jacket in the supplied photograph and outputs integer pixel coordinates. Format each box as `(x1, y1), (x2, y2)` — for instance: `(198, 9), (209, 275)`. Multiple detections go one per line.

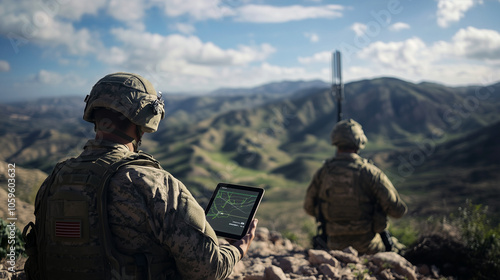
(304, 152), (407, 237)
(34, 140), (240, 280)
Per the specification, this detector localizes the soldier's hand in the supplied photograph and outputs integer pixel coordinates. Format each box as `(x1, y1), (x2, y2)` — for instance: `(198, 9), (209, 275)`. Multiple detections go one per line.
(231, 219), (258, 259)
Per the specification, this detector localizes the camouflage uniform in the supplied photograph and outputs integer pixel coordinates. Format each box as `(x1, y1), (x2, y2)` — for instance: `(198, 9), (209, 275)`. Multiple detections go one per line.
(32, 139), (240, 279)
(24, 73), (241, 280)
(102, 141), (241, 279)
(304, 119), (407, 254)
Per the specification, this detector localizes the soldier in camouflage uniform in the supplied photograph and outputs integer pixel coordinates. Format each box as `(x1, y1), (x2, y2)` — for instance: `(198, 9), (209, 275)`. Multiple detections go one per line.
(23, 72), (256, 280)
(304, 119), (407, 254)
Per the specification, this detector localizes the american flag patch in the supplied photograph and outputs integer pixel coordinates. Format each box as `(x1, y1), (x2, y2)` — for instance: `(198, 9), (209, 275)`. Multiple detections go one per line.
(55, 220), (81, 238)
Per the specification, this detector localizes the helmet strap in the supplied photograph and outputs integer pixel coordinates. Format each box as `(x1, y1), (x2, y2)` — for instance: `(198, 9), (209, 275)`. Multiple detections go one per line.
(133, 126), (143, 152)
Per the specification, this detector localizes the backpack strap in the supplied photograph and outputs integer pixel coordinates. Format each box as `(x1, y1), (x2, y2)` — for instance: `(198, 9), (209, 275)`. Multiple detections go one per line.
(95, 153), (161, 279)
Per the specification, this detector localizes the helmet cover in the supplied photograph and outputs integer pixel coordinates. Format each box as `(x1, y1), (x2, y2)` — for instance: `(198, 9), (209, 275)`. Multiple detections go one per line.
(83, 72), (164, 133)
(330, 119), (367, 150)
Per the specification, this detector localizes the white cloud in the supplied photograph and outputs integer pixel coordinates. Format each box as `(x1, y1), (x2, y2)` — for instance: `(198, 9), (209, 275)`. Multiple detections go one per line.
(33, 70), (64, 85)
(9, 69), (89, 101)
(0, 61), (10, 72)
(172, 23), (196, 34)
(298, 51), (331, 64)
(259, 62), (306, 76)
(433, 27), (500, 62)
(99, 28), (275, 80)
(235, 4), (343, 23)
(351, 23), (367, 37)
(389, 22), (410, 32)
(161, 0), (234, 20)
(358, 37), (432, 75)
(99, 46), (128, 66)
(31, 70), (87, 87)
(107, 0), (146, 23)
(157, 1), (345, 23)
(57, 0), (107, 21)
(137, 63), (316, 93)
(436, 0), (482, 28)
(304, 32), (319, 43)
(0, 1), (101, 55)
(353, 28), (500, 85)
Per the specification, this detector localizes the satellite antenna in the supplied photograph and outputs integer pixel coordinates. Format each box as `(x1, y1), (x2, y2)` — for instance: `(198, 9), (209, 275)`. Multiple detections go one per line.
(332, 50), (343, 122)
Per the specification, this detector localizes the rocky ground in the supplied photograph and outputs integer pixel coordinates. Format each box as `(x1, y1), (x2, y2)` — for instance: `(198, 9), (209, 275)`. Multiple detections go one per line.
(0, 227), (457, 280)
(227, 227), (451, 280)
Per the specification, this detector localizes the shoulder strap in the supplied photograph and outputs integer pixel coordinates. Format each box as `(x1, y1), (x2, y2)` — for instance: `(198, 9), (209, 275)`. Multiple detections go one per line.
(95, 153), (161, 279)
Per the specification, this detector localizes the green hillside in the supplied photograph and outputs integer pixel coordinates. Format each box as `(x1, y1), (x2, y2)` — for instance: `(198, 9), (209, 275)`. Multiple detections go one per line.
(1, 77), (499, 242)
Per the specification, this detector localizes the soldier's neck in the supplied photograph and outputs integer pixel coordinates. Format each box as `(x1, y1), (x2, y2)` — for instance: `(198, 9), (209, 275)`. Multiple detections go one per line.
(337, 149), (358, 154)
(95, 131), (135, 152)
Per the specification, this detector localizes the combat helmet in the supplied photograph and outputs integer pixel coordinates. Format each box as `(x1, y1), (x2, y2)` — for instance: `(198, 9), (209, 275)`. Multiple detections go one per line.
(83, 72), (165, 133)
(330, 119), (367, 150)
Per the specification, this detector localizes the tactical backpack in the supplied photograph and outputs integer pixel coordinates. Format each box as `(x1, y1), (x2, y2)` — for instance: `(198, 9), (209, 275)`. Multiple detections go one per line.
(23, 149), (161, 280)
(316, 157), (386, 237)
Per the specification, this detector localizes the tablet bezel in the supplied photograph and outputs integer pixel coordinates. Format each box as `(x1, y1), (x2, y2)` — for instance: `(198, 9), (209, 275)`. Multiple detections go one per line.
(205, 183), (264, 240)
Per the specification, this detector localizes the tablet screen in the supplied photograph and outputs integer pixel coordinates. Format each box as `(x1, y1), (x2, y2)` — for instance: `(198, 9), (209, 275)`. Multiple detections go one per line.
(205, 183), (264, 240)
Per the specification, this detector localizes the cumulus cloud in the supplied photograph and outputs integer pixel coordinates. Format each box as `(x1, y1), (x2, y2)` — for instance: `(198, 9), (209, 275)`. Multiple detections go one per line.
(140, 62), (319, 93)
(351, 23), (367, 37)
(107, 0), (146, 23)
(99, 28), (275, 79)
(353, 27), (500, 85)
(298, 51), (331, 64)
(433, 27), (500, 61)
(0, 61), (10, 72)
(33, 70), (64, 84)
(436, 0), (482, 28)
(157, 1), (345, 23)
(31, 70), (88, 88)
(161, 0), (234, 20)
(259, 62), (306, 76)
(304, 32), (319, 43)
(234, 4), (343, 23)
(172, 23), (196, 34)
(57, 0), (107, 20)
(389, 22), (410, 32)
(0, 1), (101, 55)
(358, 37), (432, 75)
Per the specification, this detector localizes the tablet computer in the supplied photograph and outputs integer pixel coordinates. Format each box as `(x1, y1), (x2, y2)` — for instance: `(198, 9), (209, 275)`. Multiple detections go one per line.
(205, 183), (265, 240)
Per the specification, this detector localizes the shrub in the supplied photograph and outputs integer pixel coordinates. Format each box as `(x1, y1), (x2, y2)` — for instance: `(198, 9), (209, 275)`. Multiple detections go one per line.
(390, 220), (419, 247)
(0, 218), (26, 260)
(450, 201), (500, 280)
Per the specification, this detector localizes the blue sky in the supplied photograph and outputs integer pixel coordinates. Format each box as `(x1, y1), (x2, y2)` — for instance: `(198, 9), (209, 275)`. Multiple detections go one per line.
(1, 0), (500, 102)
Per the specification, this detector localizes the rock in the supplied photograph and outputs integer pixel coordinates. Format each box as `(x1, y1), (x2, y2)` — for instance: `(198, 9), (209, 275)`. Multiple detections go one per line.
(278, 257), (294, 273)
(251, 240), (274, 257)
(370, 252), (417, 280)
(246, 263), (267, 276)
(329, 249), (360, 264)
(342, 246), (358, 257)
(269, 231), (282, 243)
(307, 249), (339, 267)
(263, 266), (287, 280)
(318, 263), (338, 278)
(378, 269), (394, 280)
(256, 227), (270, 242)
(7, 227), (451, 280)
(230, 260), (247, 277)
(416, 264), (430, 275)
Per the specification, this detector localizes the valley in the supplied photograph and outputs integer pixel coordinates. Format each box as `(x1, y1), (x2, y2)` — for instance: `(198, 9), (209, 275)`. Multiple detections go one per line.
(1, 77), (499, 246)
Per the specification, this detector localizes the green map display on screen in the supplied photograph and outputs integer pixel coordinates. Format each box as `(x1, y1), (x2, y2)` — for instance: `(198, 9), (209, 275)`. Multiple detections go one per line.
(206, 186), (259, 236)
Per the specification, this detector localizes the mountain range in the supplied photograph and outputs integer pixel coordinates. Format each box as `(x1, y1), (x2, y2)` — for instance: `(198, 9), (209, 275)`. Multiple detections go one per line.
(1, 77), (499, 235)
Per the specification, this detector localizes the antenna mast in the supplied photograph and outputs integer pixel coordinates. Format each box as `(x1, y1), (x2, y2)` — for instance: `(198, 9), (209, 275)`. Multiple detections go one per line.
(332, 50), (343, 122)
